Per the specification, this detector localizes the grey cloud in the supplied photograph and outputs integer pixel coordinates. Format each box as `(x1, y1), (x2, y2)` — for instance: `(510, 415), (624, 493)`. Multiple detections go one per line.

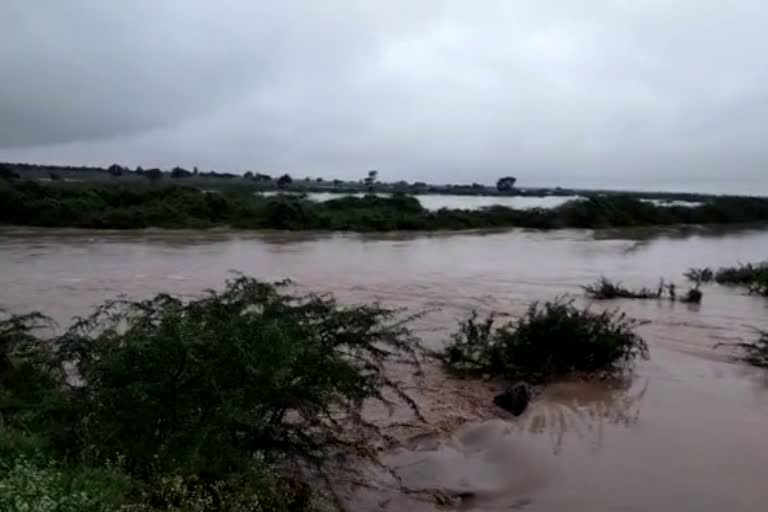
(1, 0), (768, 193)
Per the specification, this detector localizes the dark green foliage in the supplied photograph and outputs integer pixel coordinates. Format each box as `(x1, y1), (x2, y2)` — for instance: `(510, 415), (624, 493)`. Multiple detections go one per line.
(0, 430), (134, 512)
(2, 180), (768, 231)
(442, 299), (649, 383)
(0, 277), (423, 510)
(58, 277), (420, 476)
(0, 311), (64, 430)
(685, 262), (768, 296)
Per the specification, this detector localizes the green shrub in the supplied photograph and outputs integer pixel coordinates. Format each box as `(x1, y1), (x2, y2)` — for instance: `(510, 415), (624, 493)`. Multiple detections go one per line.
(0, 277), (424, 510)
(55, 277), (421, 477)
(442, 299), (648, 382)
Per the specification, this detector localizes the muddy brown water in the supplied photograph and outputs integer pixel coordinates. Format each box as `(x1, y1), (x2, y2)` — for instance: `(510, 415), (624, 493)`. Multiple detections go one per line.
(1, 226), (767, 511)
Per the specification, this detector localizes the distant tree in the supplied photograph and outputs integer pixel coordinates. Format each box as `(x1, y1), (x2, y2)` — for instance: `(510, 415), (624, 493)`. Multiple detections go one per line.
(171, 166), (192, 178)
(108, 164), (124, 177)
(244, 171), (254, 179)
(277, 174), (293, 187)
(135, 166), (144, 174)
(332, 179), (343, 186)
(316, 177), (324, 183)
(393, 180), (410, 192)
(254, 173), (272, 182)
(144, 168), (163, 180)
(496, 176), (517, 192)
(364, 170), (378, 187)
(49, 172), (62, 181)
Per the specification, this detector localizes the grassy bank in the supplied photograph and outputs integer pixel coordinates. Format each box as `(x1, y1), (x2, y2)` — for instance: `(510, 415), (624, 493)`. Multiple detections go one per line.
(3, 179), (768, 231)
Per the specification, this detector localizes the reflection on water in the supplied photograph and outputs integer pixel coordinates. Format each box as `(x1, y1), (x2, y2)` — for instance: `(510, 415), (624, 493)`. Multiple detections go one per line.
(1, 226), (768, 511)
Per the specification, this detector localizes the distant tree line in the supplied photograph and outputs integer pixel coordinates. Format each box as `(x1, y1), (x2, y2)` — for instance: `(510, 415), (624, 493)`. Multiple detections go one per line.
(2, 179), (768, 231)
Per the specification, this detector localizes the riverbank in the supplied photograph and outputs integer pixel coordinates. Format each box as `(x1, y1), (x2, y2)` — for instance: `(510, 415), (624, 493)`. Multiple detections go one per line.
(3, 179), (768, 231)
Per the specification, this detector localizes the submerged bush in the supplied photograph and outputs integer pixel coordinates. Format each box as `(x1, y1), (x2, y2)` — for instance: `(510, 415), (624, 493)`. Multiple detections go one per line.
(442, 299), (649, 383)
(583, 277), (702, 303)
(685, 262), (768, 296)
(716, 330), (768, 368)
(582, 277), (661, 300)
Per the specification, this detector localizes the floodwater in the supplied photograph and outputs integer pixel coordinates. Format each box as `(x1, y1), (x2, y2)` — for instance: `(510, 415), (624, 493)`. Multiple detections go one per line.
(259, 192), (703, 211)
(259, 191), (582, 210)
(1, 226), (767, 511)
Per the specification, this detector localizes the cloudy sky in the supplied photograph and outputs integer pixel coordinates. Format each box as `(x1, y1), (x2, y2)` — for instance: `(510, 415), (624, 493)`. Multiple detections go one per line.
(2, 1), (767, 193)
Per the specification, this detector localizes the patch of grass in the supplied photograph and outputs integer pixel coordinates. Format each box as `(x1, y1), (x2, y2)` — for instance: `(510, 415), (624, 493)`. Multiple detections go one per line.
(441, 299), (649, 383)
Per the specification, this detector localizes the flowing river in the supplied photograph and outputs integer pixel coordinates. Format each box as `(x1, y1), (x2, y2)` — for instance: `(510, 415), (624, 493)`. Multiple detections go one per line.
(1, 226), (767, 511)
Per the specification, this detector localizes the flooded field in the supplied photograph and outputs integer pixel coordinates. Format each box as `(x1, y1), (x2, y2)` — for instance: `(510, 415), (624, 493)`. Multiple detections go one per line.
(1, 226), (767, 510)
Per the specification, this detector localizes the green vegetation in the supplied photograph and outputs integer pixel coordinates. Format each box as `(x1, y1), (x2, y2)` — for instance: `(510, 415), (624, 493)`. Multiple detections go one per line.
(441, 299), (649, 383)
(0, 277), (423, 511)
(685, 262), (768, 296)
(3, 180), (768, 231)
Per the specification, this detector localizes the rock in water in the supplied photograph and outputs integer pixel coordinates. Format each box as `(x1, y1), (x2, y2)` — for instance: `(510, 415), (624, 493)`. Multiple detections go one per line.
(493, 382), (531, 416)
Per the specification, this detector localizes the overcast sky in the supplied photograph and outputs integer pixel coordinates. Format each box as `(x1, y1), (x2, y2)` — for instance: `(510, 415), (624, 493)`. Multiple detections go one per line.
(2, 1), (767, 193)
